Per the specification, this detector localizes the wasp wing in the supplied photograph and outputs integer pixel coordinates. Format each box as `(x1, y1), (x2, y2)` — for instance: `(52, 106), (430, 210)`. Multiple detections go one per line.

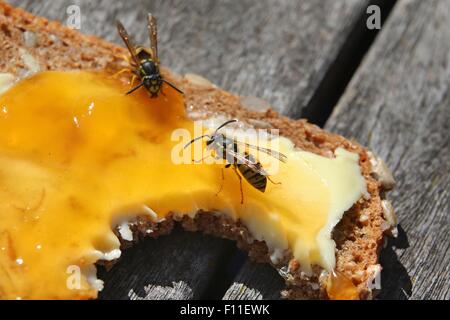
(147, 13), (159, 64)
(222, 148), (270, 176)
(117, 21), (140, 66)
(233, 140), (287, 163)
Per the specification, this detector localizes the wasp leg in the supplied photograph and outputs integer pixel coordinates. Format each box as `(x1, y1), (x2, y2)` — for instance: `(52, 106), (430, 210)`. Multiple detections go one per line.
(215, 168), (225, 197)
(130, 74), (138, 88)
(267, 176), (282, 185)
(111, 68), (132, 79)
(111, 65), (139, 83)
(114, 53), (138, 67)
(232, 166), (244, 204)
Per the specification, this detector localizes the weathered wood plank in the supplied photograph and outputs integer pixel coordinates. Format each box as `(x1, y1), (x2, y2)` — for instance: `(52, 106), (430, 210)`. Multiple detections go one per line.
(324, 0), (449, 300)
(8, 0), (378, 300)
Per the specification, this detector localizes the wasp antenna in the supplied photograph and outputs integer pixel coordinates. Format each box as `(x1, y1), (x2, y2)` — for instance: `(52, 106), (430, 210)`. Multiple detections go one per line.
(183, 135), (210, 149)
(125, 82), (145, 95)
(214, 119), (238, 134)
(162, 79), (184, 95)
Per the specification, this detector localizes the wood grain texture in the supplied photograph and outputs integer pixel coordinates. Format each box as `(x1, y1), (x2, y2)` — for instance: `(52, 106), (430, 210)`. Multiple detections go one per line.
(324, 0), (449, 300)
(6, 0), (375, 299)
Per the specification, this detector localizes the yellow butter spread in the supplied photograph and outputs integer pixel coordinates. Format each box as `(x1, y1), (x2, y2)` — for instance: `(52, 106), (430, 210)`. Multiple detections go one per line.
(0, 71), (366, 299)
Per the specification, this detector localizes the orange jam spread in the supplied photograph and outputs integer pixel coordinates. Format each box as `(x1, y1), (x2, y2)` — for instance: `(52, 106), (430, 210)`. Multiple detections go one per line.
(0, 71), (367, 299)
(326, 272), (359, 300)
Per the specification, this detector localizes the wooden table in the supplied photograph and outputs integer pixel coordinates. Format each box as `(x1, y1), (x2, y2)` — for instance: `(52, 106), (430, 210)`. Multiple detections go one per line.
(10, 0), (449, 300)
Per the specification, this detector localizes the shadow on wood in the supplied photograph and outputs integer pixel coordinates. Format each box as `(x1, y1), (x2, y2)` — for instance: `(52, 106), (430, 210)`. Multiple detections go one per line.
(97, 226), (236, 300)
(378, 225), (412, 300)
(222, 253), (285, 300)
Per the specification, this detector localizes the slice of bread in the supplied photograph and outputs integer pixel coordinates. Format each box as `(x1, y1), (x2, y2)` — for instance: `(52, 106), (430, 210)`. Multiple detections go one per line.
(0, 3), (397, 299)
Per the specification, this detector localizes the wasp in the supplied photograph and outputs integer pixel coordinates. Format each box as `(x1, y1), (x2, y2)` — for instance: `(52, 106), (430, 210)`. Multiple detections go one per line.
(184, 120), (287, 204)
(116, 14), (183, 97)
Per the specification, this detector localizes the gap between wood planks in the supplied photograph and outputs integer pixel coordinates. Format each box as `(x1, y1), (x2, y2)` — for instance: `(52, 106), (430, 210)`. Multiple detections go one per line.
(199, 0), (399, 300)
(297, 0), (397, 127)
